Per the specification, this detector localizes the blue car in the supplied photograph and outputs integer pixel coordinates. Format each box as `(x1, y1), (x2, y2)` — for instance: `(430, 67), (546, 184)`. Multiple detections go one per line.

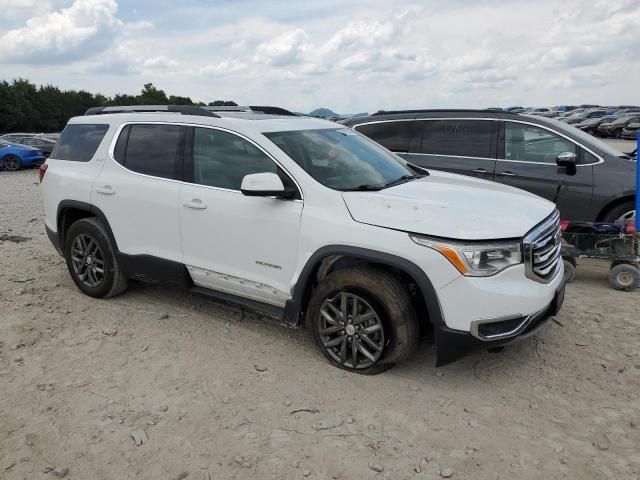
(0, 139), (45, 171)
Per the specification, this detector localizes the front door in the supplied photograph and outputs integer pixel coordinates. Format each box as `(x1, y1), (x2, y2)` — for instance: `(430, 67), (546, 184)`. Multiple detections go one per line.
(179, 126), (302, 307)
(495, 121), (594, 221)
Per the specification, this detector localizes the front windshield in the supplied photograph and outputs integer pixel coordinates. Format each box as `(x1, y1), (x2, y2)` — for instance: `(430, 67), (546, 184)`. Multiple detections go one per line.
(264, 128), (413, 190)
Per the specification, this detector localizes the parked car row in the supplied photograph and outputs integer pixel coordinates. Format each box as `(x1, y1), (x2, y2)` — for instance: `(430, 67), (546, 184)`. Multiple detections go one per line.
(0, 132), (59, 170)
(489, 106), (640, 139)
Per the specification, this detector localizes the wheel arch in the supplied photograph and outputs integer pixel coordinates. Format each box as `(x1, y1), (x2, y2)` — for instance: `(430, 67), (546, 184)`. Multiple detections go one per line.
(56, 200), (119, 253)
(285, 245), (444, 331)
(596, 194), (636, 221)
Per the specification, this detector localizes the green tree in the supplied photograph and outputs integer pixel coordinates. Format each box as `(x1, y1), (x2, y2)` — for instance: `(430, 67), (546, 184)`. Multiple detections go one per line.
(0, 78), (235, 133)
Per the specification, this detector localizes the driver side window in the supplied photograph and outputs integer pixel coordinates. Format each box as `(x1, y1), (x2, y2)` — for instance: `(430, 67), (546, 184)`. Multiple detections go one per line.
(192, 127), (277, 190)
(504, 123), (576, 164)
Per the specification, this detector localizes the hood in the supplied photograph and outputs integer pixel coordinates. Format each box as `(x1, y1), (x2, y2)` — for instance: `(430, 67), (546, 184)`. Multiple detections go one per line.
(342, 171), (555, 240)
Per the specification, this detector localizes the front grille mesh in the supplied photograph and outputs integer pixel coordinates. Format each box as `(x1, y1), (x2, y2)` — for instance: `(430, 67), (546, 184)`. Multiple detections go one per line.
(525, 211), (562, 283)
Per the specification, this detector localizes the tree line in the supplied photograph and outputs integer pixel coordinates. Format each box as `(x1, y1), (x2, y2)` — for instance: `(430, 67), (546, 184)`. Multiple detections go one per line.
(0, 79), (237, 133)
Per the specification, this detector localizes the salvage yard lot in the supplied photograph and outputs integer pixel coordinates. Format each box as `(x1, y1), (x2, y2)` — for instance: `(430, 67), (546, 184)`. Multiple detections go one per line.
(1, 169), (639, 479)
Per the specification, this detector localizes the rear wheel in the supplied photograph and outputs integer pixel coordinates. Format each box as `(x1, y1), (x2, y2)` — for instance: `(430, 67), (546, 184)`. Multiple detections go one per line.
(2, 155), (22, 171)
(602, 200), (635, 224)
(306, 267), (420, 374)
(64, 218), (127, 298)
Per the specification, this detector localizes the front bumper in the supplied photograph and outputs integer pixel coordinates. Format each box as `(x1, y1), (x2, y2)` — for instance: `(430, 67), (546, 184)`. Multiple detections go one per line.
(435, 281), (565, 366)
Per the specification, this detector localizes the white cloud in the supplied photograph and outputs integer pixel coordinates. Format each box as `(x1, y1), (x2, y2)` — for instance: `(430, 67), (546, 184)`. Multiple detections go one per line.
(0, 0), (53, 18)
(322, 18), (399, 52)
(0, 0), (122, 64)
(1, 0), (639, 112)
(143, 56), (179, 71)
(200, 60), (248, 76)
(254, 28), (310, 66)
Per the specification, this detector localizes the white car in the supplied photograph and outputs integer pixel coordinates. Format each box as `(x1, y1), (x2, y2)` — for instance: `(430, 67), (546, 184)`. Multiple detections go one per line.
(39, 105), (565, 373)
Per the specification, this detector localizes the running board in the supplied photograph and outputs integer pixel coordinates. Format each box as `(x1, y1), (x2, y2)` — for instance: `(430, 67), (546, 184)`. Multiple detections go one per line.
(190, 286), (285, 319)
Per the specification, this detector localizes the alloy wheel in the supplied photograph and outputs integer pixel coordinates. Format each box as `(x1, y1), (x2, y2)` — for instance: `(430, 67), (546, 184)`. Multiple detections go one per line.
(3, 155), (21, 171)
(70, 234), (105, 288)
(617, 209), (636, 224)
(318, 292), (385, 369)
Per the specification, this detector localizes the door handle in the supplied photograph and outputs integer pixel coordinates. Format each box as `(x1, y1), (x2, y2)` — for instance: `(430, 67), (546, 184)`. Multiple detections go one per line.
(471, 168), (488, 174)
(183, 199), (207, 210)
(497, 171), (517, 177)
(95, 185), (115, 195)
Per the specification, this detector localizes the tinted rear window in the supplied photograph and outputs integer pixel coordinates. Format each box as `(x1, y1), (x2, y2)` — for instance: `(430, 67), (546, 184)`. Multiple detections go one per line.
(117, 124), (185, 180)
(51, 124), (109, 162)
(420, 120), (495, 158)
(355, 121), (414, 152)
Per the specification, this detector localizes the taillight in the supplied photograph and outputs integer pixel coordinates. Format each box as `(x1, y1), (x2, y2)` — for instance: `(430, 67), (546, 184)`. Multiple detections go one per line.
(39, 163), (48, 183)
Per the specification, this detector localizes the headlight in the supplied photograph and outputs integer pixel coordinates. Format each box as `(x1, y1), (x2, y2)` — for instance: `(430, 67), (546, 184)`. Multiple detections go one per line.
(410, 234), (522, 277)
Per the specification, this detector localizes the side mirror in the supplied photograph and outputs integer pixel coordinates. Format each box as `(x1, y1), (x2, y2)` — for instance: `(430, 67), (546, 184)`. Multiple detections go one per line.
(240, 172), (295, 198)
(556, 152), (577, 176)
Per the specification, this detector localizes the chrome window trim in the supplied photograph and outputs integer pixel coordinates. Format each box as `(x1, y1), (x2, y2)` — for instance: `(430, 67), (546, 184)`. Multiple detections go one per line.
(106, 121), (304, 202)
(392, 152), (496, 162)
(353, 117), (604, 167)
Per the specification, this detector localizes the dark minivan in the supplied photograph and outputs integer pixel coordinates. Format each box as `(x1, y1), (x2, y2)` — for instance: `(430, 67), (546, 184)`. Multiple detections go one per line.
(344, 110), (636, 222)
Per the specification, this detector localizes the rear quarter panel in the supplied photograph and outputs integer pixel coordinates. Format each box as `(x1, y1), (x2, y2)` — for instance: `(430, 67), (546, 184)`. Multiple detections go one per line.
(590, 154), (637, 219)
(41, 125), (115, 233)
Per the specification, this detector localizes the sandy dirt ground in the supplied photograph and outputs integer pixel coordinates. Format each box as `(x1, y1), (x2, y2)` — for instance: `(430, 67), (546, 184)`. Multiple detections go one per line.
(1, 168), (639, 480)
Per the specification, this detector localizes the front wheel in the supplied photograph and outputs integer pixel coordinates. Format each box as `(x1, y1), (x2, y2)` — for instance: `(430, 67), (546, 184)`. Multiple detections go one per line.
(306, 267), (420, 374)
(64, 218), (128, 298)
(2, 155), (22, 171)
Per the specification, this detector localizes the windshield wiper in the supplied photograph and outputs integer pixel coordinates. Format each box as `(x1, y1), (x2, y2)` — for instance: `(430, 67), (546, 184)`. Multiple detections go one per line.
(341, 184), (384, 191)
(341, 174), (425, 192)
(382, 174), (426, 189)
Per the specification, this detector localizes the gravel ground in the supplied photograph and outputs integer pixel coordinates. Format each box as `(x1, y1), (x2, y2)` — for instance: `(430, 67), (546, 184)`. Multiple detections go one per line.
(1, 168), (639, 480)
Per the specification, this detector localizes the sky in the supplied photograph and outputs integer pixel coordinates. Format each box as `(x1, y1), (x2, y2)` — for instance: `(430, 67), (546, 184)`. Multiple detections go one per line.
(0, 0), (639, 113)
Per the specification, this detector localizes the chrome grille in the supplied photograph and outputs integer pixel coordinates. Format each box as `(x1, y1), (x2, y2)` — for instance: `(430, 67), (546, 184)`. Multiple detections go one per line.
(523, 210), (562, 283)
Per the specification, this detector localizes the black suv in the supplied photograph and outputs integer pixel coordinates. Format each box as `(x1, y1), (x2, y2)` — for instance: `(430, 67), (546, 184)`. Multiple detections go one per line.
(344, 110), (636, 222)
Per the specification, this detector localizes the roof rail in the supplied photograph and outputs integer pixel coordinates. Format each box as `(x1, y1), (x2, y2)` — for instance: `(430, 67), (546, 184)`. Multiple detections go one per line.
(249, 106), (297, 116)
(371, 108), (522, 116)
(85, 105), (220, 118)
(203, 105), (297, 116)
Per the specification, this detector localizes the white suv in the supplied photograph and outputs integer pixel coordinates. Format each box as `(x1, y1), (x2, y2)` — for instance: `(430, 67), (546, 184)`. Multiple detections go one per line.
(40, 105), (565, 373)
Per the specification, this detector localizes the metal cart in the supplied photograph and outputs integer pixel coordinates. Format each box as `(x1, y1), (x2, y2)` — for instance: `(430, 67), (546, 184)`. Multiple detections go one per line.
(561, 228), (640, 291)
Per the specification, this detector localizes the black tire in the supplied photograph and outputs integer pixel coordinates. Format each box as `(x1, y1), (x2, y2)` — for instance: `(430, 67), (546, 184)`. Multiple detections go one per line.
(2, 155), (22, 171)
(64, 218), (128, 298)
(614, 129), (622, 139)
(563, 259), (576, 283)
(608, 263), (640, 291)
(602, 200), (635, 223)
(306, 266), (420, 374)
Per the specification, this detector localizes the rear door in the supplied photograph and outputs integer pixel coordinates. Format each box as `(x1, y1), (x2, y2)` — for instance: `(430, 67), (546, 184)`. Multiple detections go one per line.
(410, 119), (497, 181)
(91, 123), (185, 262)
(495, 120), (594, 221)
(354, 118), (498, 181)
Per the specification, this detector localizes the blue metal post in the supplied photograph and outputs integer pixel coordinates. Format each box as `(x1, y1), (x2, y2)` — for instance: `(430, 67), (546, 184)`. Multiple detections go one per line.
(637, 133), (639, 231)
